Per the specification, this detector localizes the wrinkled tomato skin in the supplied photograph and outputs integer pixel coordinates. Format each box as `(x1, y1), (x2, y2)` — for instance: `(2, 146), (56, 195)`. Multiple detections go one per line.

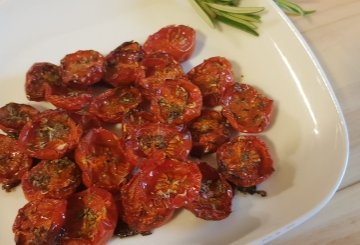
(75, 127), (132, 192)
(143, 25), (196, 63)
(188, 109), (231, 158)
(0, 134), (32, 191)
(187, 56), (235, 107)
(221, 83), (273, 133)
(104, 41), (145, 87)
(121, 109), (157, 138)
(17, 110), (82, 160)
(25, 62), (62, 102)
(216, 136), (274, 187)
(0, 103), (39, 136)
(13, 198), (67, 245)
(124, 123), (192, 166)
(61, 50), (105, 87)
(61, 187), (118, 245)
(21, 157), (81, 201)
(185, 162), (233, 220)
(150, 78), (202, 125)
(89, 86), (143, 123)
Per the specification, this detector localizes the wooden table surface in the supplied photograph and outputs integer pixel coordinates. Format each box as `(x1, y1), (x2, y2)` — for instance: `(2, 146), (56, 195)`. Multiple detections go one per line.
(271, 0), (360, 244)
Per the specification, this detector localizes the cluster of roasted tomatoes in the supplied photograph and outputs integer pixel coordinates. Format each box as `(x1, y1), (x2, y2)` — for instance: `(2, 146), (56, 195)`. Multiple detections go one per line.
(0, 25), (274, 244)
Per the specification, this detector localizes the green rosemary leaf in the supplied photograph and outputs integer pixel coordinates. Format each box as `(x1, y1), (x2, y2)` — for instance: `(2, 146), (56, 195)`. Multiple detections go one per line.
(216, 15), (259, 36)
(206, 2), (264, 14)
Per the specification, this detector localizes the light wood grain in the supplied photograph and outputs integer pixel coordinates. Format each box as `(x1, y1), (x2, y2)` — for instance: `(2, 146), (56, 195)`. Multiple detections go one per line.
(271, 0), (360, 244)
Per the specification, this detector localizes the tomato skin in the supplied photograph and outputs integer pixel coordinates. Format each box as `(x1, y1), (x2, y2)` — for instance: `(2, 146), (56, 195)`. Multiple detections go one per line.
(0, 102), (39, 136)
(216, 136), (274, 187)
(149, 78), (202, 125)
(61, 187), (118, 245)
(89, 86), (143, 123)
(61, 50), (105, 87)
(25, 62), (62, 102)
(188, 109), (231, 158)
(21, 157), (81, 201)
(143, 25), (196, 62)
(17, 109), (82, 160)
(75, 127), (132, 192)
(221, 83), (273, 133)
(0, 134), (33, 191)
(185, 162), (233, 220)
(13, 198), (67, 245)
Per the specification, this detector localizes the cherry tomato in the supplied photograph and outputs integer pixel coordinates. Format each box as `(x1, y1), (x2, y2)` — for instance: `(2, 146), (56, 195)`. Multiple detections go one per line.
(121, 109), (156, 138)
(150, 78), (202, 125)
(18, 109), (82, 160)
(104, 41), (145, 86)
(60, 50), (105, 86)
(61, 187), (118, 245)
(0, 134), (32, 191)
(0, 102), (39, 136)
(13, 198), (67, 245)
(143, 25), (196, 62)
(75, 127), (132, 192)
(25, 62), (62, 101)
(216, 136), (274, 187)
(187, 56), (235, 107)
(68, 110), (102, 133)
(124, 123), (192, 166)
(185, 162), (233, 220)
(188, 109), (231, 158)
(89, 86), (142, 123)
(221, 83), (273, 133)
(21, 156), (81, 200)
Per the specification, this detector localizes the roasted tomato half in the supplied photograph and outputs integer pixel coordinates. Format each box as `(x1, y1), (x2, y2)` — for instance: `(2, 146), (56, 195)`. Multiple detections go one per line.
(21, 156), (81, 201)
(187, 56), (235, 107)
(25, 62), (62, 102)
(150, 78), (202, 125)
(0, 102), (39, 136)
(221, 83), (273, 133)
(216, 136), (274, 187)
(188, 109), (231, 158)
(121, 109), (156, 138)
(0, 134), (32, 191)
(89, 86), (142, 123)
(13, 198), (67, 245)
(143, 25), (196, 62)
(124, 123), (192, 166)
(104, 41), (145, 87)
(18, 110), (82, 160)
(60, 50), (105, 86)
(61, 187), (118, 245)
(185, 162), (233, 220)
(75, 127), (131, 192)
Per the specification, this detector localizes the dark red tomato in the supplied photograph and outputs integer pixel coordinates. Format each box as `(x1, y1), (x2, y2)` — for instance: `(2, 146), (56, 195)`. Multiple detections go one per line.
(44, 83), (94, 111)
(104, 41), (145, 87)
(75, 128), (132, 192)
(60, 50), (105, 86)
(150, 78), (202, 125)
(137, 52), (184, 97)
(61, 187), (118, 245)
(188, 109), (231, 158)
(124, 123), (192, 166)
(216, 136), (274, 187)
(121, 167), (175, 233)
(187, 56), (235, 107)
(13, 198), (67, 245)
(0, 102), (39, 136)
(221, 83), (273, 133)
(89, 86), (142, 123)
(185, 162), (233, 220)
(18, 110), (82, 160)
(25, 62), (62, 101)
(0, 134), (32, 191)
(21, 156), (81, 201)
(143, 25), (196, 62)
(68, 110), (101, 133)
(121, 109), (156, 138)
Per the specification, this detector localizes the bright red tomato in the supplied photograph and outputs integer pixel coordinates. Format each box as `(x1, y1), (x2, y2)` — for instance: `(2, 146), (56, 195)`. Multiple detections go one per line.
(143, 25), (196, 62)
(216, 136), (274, 187)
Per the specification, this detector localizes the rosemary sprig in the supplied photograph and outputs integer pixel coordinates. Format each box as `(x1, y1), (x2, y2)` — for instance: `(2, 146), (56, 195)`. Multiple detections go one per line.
(274, 0), (315, 16)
